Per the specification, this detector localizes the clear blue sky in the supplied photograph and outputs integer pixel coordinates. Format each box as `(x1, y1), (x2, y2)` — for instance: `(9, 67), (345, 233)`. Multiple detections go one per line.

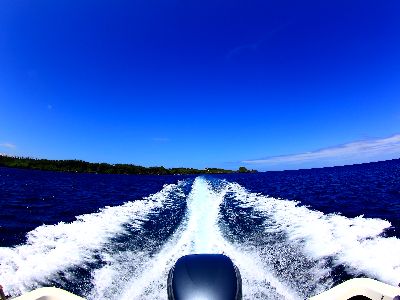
(1, 0), (400, 170)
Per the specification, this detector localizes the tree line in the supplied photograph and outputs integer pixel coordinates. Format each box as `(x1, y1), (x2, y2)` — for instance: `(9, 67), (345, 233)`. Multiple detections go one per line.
(0, 155), (257, 175)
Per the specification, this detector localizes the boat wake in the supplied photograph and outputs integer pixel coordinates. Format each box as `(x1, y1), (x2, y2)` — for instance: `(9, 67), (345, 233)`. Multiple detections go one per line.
(1, 177), (399, 299)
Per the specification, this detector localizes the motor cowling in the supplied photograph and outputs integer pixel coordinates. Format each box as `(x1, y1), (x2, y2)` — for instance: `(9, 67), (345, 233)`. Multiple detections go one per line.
(167, 254), (242, 300)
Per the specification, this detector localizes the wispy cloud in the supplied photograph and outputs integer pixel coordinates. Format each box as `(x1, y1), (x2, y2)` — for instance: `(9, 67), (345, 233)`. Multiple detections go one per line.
(243, 135), (400, 169)
(226, 22), (291, 61)
(0, 143), (16, 149)
(226, 42), (260, 61)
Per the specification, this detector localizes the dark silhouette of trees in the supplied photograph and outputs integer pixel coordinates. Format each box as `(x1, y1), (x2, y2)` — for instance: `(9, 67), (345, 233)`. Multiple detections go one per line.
(0, 155), (251, 175)
(238, 166), (257, 173)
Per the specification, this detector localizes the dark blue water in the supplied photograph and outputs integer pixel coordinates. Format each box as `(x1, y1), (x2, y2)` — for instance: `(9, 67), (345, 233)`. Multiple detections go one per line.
(219, 159), (400, 237)
(0, 168), (194, 246)
(0, 160), (399, 299)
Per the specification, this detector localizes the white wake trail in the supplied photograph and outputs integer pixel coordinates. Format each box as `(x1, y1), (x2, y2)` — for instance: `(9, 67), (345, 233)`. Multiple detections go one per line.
(97, 177), (298, 300)
(0, 181), (185, 297)
(227, 182), (400, 287)
(7, 177), (391, 300)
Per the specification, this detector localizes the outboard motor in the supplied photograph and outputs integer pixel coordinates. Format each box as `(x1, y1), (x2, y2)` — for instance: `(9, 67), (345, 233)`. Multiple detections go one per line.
(167, 254), (242, 300)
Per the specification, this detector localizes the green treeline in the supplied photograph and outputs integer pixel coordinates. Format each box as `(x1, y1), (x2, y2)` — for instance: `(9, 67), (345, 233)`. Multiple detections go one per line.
(0, 155), (257, 175)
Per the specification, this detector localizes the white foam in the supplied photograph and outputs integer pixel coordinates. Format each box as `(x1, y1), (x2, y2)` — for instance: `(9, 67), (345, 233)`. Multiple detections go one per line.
(5, 177), (395, 299)
(0, 182), (185, 296)
(90, 177), (298, 300)
(182, 179), (298, 299)
(228, 182), (400, 286)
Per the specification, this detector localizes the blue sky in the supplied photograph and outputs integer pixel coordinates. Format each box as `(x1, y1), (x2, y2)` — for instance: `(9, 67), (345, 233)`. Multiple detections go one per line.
(1, 0), (400, 170)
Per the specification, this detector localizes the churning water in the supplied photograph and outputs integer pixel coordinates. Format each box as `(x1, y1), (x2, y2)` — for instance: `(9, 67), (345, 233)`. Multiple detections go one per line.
(1, 161), (399, 299)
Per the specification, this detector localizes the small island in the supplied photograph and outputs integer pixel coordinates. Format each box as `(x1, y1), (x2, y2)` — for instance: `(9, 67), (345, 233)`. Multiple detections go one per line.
(0, 155), (257, 175)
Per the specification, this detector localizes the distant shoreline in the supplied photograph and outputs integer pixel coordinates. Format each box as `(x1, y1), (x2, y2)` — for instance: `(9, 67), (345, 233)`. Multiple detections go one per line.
(0, 155), (257, 175)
